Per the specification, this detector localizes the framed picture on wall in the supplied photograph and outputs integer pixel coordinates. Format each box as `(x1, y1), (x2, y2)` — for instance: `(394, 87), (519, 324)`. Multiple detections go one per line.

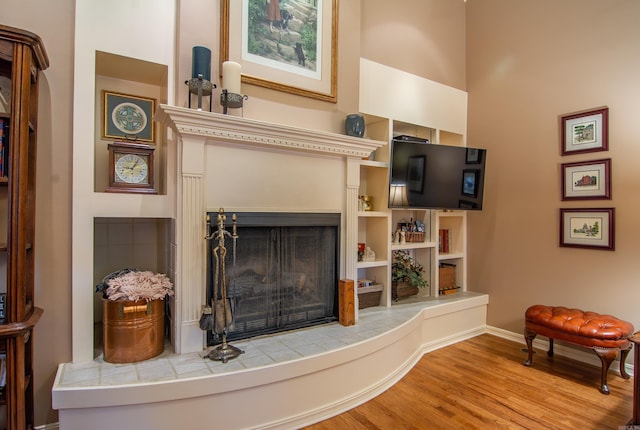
(560, 107), (608, 155)
(220, 0), (338, 102)
(561, 158), (611, 200)
(559, 208), (614, 250)
(103, 91), (156, 143)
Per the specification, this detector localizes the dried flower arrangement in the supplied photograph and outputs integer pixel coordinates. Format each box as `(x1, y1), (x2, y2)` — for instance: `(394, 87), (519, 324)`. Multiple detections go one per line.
(96, 268), (174, 302)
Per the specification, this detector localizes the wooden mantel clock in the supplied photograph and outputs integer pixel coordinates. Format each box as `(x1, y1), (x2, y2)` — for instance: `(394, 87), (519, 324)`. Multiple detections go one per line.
(106, 141), (157, 194)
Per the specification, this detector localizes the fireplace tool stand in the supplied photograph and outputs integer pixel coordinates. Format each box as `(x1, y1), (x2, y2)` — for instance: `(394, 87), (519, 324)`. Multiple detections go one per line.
(203, 208), (243, 362)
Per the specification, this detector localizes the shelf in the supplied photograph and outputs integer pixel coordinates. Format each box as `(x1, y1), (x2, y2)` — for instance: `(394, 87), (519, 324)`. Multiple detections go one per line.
(392, 241), (436, 251)
(360, 160), (389, 169)
(357, 260), (388, 269)
(438, 252), (464, 261)
(0, 307), (43, 337)
(438, 210), (465, 217)
(357, 211), (388, 218)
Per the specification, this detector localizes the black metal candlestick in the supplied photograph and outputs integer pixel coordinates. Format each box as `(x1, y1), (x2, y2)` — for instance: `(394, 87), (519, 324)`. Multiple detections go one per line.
(185, 74), (215, 111)
(220, 89), (248, 115)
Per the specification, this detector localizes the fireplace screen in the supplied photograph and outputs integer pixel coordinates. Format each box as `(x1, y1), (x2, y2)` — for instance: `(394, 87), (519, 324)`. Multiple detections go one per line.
(206, 212), (340, 345)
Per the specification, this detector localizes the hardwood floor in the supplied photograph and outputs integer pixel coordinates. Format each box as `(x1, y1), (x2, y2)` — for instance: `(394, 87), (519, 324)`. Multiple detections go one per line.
(303, 334), (634, 430)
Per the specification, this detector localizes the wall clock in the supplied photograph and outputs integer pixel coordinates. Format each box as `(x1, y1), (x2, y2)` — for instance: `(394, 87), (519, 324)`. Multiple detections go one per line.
(106, 142), (157, 194)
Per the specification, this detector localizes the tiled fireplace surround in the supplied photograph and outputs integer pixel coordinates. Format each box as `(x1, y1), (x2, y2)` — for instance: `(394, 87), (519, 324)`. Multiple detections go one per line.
(53, 105), (489, 429)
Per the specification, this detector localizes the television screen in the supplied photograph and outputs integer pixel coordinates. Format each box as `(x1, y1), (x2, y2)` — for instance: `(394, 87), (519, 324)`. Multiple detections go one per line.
(388, 136), (487, 210)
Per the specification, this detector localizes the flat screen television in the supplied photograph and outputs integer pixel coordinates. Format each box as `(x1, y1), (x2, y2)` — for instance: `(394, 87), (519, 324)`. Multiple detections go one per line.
(388, 136), (487, 210)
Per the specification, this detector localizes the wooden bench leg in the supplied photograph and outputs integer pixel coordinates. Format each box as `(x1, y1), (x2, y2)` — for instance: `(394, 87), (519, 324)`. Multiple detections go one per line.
(548, 338), (554, 358)
(523, 328), (536, 366)
(594, 347), (619, 395)
(620, 345), (632, 380)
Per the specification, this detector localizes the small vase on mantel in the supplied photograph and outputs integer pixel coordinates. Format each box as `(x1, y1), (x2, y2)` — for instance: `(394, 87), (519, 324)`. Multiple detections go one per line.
(345, 114), (365, 138)
(392, 281), (419, 301)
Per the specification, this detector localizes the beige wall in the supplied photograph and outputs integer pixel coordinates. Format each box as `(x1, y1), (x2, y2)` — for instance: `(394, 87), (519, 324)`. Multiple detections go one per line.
(360, 0), (467, 90)
(465, 0), (640, 333)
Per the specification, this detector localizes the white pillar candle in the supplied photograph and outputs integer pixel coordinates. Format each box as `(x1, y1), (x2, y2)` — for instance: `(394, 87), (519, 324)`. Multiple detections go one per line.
(222, 61), (242, 94)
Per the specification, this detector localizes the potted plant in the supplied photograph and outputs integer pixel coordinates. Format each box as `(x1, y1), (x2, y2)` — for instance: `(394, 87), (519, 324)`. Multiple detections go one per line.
(391, 250), (427, 300)
(96, 269), (174, 363)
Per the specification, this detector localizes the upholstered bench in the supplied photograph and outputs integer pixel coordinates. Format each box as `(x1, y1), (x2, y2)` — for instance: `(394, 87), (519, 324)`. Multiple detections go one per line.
(523, 304), (634, 394)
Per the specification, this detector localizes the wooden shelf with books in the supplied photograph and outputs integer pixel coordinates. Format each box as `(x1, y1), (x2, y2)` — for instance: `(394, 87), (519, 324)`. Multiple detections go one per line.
(0, 24), (48, 428)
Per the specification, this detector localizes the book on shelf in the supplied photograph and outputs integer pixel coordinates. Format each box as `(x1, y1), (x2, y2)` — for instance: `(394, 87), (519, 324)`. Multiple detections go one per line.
(438, 229), (451, 253)
(0, 352), (6, 394)
(0, 118), (7, 178)
(0, 117), (4, 177)
(0, 293), (5, 323)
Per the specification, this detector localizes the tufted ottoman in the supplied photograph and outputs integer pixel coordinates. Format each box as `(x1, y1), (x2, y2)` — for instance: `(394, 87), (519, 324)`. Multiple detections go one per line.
(524, 304), (634, 394)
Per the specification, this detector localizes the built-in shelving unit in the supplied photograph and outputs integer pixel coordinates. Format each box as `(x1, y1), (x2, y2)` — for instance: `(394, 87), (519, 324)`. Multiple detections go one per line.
(69, 2), (177, 363)
(0, 24), (49, 430)
(355, 58), (469, 311)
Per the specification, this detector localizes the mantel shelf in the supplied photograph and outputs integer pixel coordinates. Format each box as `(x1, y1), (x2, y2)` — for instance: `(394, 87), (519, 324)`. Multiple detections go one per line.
(156, 104), (387, 159)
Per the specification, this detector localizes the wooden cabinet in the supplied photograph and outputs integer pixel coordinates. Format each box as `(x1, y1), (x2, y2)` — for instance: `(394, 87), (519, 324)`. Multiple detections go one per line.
(0, 24), (48, 429)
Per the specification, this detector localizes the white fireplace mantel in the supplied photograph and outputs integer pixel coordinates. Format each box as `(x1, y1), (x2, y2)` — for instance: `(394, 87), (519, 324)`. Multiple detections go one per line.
(156, 105), (386, 353)
(156, 105), (384, 159)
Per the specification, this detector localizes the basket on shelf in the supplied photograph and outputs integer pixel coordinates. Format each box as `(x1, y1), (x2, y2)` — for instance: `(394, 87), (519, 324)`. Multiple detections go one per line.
(357, 283), (383, 309)
(438, 264), (457, 295)
(404, 232), (425, 243)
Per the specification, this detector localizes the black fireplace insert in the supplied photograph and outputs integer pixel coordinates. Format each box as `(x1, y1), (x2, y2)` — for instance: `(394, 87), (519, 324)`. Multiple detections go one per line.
(206, 212), (340, 345)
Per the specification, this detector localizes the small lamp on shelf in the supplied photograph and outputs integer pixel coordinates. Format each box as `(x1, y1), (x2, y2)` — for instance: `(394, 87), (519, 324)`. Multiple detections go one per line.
(389, 183), (409, 208)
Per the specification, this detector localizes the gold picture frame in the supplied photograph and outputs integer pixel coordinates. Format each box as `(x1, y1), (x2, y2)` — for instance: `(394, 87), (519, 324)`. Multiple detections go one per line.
(103, 91), (155, 143)
(220, 0), (338, 103)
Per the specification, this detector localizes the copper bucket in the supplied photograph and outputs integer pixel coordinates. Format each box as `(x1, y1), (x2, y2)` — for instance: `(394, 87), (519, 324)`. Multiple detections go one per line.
(103, 298), (165, 363)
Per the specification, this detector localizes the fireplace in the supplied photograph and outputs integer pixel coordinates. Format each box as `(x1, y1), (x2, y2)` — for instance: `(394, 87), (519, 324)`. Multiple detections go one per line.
(206, 212), (340, 344)
(155, 105), (384, 355)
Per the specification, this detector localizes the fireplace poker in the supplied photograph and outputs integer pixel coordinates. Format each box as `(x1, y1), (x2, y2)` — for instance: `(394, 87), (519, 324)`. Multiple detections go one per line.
(206, 208), (243, 362)
(199, 215), (215, 332)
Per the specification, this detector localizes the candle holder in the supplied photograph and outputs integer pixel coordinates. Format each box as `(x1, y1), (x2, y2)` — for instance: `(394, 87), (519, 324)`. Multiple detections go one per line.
(185, 74), (216, 111)
(220, 89), (248, 115)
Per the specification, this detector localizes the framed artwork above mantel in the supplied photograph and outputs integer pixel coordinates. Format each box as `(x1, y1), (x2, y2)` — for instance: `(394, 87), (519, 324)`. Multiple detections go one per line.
(220, 0), (338, 102)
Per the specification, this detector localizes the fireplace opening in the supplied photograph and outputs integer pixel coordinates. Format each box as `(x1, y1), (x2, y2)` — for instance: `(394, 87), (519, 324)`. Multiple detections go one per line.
(206, 212), (340, 345)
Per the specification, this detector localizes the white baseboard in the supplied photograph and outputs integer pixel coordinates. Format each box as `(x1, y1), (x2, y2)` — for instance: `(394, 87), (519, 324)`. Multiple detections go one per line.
(485, 325), (634, 376)
(35, 424), (59, 430)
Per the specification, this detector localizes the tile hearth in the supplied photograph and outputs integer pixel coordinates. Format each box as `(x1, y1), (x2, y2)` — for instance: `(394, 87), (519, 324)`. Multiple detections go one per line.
(55, 292), (482, 389)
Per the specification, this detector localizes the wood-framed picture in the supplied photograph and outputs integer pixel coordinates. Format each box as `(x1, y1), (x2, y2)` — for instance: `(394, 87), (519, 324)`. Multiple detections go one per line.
(559, 208), (614, 251)
(103, 91), (156, 143)
(220, 0), (338, 103)
(561, 158), (611, 200)
(560, 107), (608, 155)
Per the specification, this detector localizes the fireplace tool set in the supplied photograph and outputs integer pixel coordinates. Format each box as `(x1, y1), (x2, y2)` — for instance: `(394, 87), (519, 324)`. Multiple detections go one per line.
(200, 208), (243, 362)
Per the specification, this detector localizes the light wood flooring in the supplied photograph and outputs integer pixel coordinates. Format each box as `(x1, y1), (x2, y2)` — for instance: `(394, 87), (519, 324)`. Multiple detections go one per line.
(303, 334), (634, 430)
